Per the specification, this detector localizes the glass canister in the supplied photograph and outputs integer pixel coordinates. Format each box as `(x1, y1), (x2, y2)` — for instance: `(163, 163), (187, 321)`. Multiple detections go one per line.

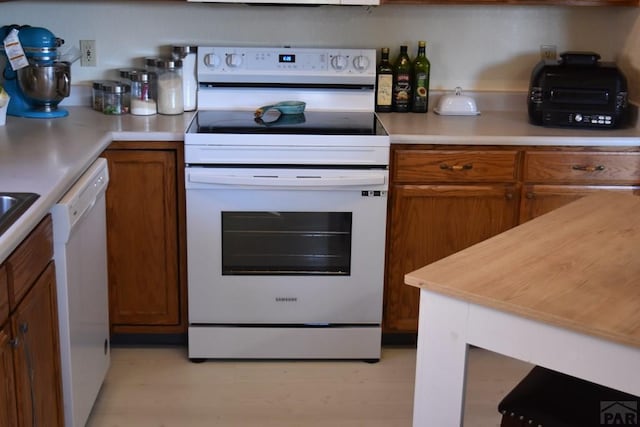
(129, 70), (157, 116)
(102, 81), (130, 115)
(92, 80), (116, 112)
(119, 68), (143, 85)
(144, 57), (159, 72)
(172, 45), (197, 112)
(155, 58), (184, 115)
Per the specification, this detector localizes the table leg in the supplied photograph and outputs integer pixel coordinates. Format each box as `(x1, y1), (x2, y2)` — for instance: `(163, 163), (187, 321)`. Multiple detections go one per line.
(413, 290), (470, 427)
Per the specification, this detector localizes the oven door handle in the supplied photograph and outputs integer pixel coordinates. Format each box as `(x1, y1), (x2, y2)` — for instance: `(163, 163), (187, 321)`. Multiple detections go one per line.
(189, 171), (386, 187)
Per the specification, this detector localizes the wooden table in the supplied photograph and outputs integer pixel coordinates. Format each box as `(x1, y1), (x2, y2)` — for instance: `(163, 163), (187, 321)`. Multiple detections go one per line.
(405, 192), (640, 426)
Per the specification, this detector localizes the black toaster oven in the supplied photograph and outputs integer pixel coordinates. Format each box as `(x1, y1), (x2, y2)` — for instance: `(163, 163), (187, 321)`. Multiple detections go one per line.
(528, 52), (629, 129)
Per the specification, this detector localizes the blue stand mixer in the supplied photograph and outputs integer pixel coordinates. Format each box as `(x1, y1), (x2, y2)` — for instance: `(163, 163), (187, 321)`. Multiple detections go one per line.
(1, 25), (70, 118)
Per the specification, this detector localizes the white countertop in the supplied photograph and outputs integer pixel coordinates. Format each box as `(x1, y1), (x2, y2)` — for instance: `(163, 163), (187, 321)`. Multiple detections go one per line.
(1, 96), (639, 264)
(0, 107), (194, 263)
(380, 92), (640, 146)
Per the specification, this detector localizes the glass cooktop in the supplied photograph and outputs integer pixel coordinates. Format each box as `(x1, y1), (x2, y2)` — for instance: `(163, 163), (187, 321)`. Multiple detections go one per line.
(187, 110), (387, 136)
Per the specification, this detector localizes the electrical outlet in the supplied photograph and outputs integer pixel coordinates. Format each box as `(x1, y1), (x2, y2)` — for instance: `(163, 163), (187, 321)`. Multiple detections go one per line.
(80, 40), (96, 67)
(540, 44), (557, 61)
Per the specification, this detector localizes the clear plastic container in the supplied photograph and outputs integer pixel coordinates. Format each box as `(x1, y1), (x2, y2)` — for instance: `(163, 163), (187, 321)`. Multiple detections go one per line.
(155, 58), (183, 115)
(102, 82), (130, 115)
(130, 70), (157, 116)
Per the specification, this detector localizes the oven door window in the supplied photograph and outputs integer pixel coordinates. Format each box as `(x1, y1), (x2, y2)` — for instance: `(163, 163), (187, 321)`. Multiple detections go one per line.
(222, 211), (352, 275)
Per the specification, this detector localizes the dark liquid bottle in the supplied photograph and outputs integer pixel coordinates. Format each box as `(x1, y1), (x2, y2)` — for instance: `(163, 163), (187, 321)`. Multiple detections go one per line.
(392, 45), (412, 113)
(412, 41), (431, 113)
(375, 47), (393, 113)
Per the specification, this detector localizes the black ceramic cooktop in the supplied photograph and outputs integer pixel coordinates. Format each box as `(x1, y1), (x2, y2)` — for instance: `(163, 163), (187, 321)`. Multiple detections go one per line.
(188, 110), (387, 136)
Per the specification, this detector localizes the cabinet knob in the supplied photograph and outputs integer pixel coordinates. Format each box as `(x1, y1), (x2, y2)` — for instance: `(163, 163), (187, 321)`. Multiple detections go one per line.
(440, 163), (473, 172)
(526, 192), (535, 200)
(9, 338), (19, 348)
(505, 192), (514, 201)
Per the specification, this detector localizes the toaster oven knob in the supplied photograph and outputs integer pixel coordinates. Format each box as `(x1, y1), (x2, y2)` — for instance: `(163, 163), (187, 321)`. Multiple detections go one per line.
(353, 55), (370, 72)
(574, 113), (583, 123)
(331, 55), (349, 71)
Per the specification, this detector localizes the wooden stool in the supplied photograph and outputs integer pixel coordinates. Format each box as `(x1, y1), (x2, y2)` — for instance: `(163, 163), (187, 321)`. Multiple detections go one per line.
(498, 366), (639, 427)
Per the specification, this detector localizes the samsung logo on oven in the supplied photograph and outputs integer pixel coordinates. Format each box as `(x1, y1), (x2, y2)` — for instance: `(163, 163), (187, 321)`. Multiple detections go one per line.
(275, 297), (298, 302)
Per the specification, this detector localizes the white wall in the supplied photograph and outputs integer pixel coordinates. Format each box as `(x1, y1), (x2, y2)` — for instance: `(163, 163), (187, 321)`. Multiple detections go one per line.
(2, 1), (639, 95)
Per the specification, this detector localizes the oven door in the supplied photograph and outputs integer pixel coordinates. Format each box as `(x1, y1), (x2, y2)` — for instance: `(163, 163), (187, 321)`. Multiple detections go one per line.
(186, 166), (388, 325)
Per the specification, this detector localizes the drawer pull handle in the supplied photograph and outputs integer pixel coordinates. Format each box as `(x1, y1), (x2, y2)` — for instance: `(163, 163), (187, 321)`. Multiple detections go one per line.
(440, 163), (473, 172)
(572, 164), (605, 172)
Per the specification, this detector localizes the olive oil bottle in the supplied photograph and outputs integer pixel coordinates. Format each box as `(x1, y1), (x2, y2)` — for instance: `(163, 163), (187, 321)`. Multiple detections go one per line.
(412, 41), (431, 113)
(392, 45), (412, 113)
(375, 47), (393, 113)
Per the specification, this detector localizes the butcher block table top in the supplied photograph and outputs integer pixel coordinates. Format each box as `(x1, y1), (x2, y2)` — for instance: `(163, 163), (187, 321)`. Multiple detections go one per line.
(405, 192), (640, 349)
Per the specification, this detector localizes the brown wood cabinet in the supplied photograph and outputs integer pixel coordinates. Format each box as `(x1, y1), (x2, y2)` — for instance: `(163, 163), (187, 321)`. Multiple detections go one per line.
(0, 264), (18, 427)
(102, 141), (187, 337)
(384, 145), (640, 338)
(520, 150), (640, 221)
(384, 147), (521, 335)
(1, 215), (63, 427)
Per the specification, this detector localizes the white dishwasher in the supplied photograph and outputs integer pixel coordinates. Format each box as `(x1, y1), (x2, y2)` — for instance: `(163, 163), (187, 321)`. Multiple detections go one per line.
(51, 157), (110, 427)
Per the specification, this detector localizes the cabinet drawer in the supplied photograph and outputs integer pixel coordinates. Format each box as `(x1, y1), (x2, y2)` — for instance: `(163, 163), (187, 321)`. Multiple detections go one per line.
(6, 215), (53, 310)
(524, 152), (640, 184)
(393, 150), (519, 183)
(0, 264), (7, 325)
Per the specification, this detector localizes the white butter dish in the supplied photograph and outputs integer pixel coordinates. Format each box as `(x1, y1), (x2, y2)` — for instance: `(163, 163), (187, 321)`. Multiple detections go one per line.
(434, 87), (480, 116)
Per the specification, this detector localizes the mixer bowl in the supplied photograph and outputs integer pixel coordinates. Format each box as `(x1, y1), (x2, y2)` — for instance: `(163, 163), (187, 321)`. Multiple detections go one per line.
(17, 61), (70, 112)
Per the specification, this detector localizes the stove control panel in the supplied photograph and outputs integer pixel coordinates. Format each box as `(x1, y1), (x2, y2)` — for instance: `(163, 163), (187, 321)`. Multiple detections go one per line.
(197, 46), (377, 85)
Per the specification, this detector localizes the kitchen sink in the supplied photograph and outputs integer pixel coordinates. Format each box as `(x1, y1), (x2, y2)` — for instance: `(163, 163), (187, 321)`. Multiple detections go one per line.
(0, 193), (39, 237)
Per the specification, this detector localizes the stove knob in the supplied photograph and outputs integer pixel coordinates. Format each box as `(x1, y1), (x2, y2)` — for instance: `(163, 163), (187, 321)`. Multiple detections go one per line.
(331, 55), (348, 71)
(225, 53), (243, 68)
(203, 53), (221, 69)
(574, 113), (583, 123)
(352, 55), (370, 72)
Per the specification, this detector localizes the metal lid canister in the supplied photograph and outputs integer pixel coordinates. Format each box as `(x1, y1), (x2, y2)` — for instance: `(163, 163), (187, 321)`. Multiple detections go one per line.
(130, 70), (157, 116)
(102, 81), (130, 115)
(172, 45), (198, 112)
(92, 79), (117, 112)
(155, 57), (183, 115)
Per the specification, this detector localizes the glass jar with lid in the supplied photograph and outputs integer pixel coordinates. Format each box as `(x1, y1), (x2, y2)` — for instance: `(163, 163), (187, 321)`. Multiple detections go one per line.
(129, 70), (157, 116)
(155, 57), (184, 115)
(102, 81), (130, 115)
(92, 80), (116, 112)
(172, 45), (197, 111)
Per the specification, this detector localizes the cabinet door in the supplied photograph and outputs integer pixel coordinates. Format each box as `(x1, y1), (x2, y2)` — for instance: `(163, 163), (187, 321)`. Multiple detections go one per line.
(11, 262), (63, 427)
(520, 185), (640, 222)
(384, 184), (520, 333)
(0, 325), (17, 427)
(103, 146), (184, 333)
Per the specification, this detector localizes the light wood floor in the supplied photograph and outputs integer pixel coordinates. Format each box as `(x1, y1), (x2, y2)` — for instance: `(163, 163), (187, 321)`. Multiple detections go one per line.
(86, 346), (532, 427)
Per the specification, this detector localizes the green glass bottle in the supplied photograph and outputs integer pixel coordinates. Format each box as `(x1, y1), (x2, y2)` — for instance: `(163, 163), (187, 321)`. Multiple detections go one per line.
(412, 41), (431, 113)
(375, 47), (393, 113)
(392, 45), (412, 113)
